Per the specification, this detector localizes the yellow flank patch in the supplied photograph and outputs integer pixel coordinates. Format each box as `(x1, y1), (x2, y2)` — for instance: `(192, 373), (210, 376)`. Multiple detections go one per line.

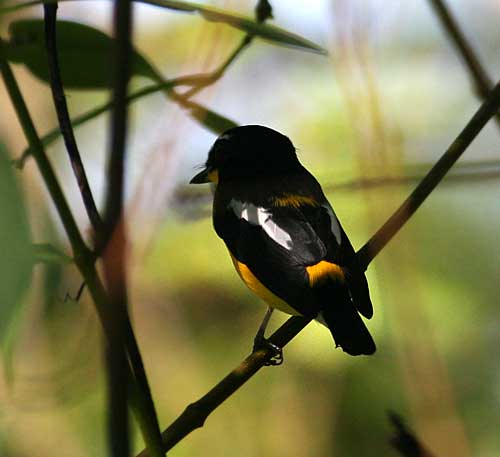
(272, 194), (318, 208)
(208, 169), (219, 183)
(306, 261), (345, 287)
(229, 253), (301, 316)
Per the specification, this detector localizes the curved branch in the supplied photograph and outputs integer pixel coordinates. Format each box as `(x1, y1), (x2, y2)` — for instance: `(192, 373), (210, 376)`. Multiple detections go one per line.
(43, 2), (104, 235)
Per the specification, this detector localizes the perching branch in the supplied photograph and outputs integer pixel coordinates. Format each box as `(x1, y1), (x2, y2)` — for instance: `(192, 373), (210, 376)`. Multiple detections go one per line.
(136, 316), (311, 456)
(43, 2), (104, 236)
(428, 0), (500, 129)
(136, 77), (500, 456)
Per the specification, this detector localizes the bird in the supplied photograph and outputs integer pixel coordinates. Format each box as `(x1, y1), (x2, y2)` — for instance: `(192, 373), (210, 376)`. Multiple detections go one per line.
(190, 125), (375, 363)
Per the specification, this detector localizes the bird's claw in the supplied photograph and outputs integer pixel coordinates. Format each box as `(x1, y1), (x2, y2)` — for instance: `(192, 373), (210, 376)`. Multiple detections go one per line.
(253, 337), (283, 366)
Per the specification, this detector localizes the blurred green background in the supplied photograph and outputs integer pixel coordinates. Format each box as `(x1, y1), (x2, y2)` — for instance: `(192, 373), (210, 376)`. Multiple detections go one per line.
(1, 0), (499, 456)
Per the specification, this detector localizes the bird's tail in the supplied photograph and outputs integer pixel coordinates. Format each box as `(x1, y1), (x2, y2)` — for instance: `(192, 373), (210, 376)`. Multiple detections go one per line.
(317, 282), (376, 356)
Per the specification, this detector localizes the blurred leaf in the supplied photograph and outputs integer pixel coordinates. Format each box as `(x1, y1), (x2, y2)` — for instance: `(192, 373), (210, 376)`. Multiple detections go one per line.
(5, 19), (158, 89)
(33, 243), (72, 264)
(0, 1), (327, 54)
(185, 101), (238, 134)
(0, 144), (32, 354)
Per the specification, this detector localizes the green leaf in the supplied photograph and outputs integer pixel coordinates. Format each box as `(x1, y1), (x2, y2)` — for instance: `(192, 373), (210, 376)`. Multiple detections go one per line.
(0, 144), (33, 346)
(0, 0), (327, 54)
(186, 101), (238, 134)
(5, 18), (159, 89)
(144, 0), (327, 53)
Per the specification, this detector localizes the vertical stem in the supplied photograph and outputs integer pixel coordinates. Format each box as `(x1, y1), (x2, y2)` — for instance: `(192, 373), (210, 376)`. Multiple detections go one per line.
(102, 0), (134, 455)
(43, 2), (104, 236)
(103, 0), (164, 456)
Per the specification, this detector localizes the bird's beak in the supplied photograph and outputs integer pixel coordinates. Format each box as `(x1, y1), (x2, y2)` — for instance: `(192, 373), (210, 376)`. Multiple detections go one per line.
(189, 167), (218, 184)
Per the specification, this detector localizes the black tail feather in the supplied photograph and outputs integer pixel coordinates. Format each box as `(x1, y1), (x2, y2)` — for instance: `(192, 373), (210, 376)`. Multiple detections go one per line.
(318, 283), (376, 356)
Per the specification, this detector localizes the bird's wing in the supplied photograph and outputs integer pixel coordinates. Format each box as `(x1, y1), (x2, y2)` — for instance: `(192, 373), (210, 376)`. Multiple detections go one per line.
(215, 193), (373, 319)
(214, 197), (342, 314)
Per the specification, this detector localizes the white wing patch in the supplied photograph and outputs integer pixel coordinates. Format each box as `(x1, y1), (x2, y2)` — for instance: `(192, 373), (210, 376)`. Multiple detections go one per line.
(322, 203), (342, 244)
(229, 199), (293, 250)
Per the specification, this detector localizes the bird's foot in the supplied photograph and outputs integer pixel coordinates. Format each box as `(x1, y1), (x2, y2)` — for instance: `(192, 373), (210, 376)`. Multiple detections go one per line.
(253, 337), (283, 366)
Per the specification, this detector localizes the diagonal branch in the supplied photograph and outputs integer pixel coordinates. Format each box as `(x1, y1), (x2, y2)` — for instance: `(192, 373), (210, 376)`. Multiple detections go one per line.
(428, 0), (500, 129)
(356, 78), (500, 270)
(136, 77), (500, 456)
(389, 412), (438, 457)
(136, 316), (311, 456)
(43, 2), (104, 236)
(0, 34), (165, 457)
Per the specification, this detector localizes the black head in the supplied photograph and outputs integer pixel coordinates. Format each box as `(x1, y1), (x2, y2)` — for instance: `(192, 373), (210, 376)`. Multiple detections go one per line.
(190, 125), (301, 184)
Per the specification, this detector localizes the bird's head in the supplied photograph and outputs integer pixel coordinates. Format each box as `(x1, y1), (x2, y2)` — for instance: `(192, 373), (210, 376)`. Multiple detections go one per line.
(190, 125), (301, 184)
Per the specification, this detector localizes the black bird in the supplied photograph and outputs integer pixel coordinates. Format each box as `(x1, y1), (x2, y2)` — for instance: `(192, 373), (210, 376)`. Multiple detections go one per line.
(190, 125), (375, 362)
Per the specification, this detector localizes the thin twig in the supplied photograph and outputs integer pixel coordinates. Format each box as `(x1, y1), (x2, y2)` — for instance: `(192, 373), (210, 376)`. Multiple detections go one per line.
(389, 412), (438, 457)
(16, 78), (238, 169)
(0, 39), (89, 258)
(181, 0), (272, 99)
(172, 164), (500, 219)
(182, 36), (252, 99)
(43, 2), (104, 236)
(15, 21), (258, 169)
(428, 0), (500, 129)
(136, 77), (500, 456)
